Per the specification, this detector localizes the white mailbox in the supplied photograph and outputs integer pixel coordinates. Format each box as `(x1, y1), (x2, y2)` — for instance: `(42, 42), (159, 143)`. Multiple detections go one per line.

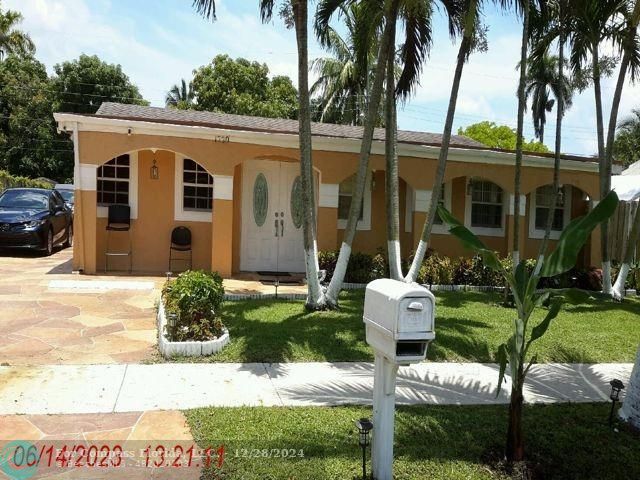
(363, 278), (435, 364)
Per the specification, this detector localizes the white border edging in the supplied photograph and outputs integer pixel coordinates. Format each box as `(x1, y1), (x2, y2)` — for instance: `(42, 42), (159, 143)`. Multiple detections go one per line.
(157, 300), (230, 358)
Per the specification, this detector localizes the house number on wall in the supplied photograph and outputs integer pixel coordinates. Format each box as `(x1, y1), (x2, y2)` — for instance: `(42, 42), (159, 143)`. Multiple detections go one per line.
(214, 135), (230, 143)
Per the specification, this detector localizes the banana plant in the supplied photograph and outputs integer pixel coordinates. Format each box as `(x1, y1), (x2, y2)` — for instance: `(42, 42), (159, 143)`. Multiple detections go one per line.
(437, 189), (619, 463)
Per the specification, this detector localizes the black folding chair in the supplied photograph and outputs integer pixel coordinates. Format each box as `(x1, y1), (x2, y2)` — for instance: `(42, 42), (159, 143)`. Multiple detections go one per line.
(169, 226), (192, 272)
(105, 204), (132, 273)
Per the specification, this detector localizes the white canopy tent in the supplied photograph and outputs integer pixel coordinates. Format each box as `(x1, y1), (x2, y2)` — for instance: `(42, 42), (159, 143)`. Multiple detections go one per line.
(612, 175), (640, 202)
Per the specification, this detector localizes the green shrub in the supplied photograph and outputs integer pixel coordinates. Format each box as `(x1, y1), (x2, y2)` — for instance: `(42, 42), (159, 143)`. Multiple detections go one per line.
(0, 170), (52, 192)
(162, 270), (225, 342)
(318, 250), (338, 282)
(417, 252), (453, 285)
(318, 250), (388, 284)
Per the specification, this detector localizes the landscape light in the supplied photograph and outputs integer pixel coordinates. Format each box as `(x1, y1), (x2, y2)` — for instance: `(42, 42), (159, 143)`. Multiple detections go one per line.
(355, 418), (373, 479)
(609, 379), (625, 426)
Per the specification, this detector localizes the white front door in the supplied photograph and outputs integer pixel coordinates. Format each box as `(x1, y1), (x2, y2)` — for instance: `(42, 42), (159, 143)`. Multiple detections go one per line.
(240, 160), (305, 273)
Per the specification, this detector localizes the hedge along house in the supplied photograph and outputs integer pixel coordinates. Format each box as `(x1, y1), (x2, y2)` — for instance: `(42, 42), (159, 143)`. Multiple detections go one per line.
(54, 103), (602, 277)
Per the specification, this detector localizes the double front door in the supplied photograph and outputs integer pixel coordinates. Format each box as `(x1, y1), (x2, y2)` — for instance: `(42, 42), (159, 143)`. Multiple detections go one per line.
(240, 160), (306, 273)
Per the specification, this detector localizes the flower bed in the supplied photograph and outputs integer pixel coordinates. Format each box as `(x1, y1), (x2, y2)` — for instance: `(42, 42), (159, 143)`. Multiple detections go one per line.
(158, 270), (229, 358)
(157, 300), (229, 357)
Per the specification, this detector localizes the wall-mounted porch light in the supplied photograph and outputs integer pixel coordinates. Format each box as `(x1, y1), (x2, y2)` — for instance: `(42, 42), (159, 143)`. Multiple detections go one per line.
(150, 148), (159, 180)
(466, 177), (476, 196)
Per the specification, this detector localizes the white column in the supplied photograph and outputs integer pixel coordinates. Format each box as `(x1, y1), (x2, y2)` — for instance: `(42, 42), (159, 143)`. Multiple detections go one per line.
(319, 183), (339, 208)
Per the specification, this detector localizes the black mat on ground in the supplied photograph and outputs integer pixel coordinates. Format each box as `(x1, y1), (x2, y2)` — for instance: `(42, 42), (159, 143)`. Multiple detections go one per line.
(260, 279), (302, 285)
(256, 271), (291, 277)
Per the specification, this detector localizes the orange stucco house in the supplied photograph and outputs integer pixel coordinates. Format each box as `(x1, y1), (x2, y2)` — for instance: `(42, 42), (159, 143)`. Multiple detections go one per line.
(54, 103), (602, 277)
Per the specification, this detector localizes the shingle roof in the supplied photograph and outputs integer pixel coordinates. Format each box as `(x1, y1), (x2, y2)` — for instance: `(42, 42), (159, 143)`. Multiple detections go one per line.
(95, 102), (485, 148)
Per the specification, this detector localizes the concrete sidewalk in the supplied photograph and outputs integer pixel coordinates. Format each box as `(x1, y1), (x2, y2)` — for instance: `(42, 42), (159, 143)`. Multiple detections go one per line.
(0, 362), (631, 415)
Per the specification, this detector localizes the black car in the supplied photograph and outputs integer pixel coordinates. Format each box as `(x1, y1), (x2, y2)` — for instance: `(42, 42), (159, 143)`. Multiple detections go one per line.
(0, 188), (73, 255)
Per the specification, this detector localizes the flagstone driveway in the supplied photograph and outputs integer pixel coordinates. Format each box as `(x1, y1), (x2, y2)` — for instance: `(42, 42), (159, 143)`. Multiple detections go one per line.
(0, 410), (200, 479)
(0, 249), (160, 365)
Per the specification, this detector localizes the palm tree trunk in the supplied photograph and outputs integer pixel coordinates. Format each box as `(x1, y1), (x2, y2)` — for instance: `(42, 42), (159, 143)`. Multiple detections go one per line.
(404, 34), (473, 282)
(613, 205), (640, 300)
(512, 2), (530, 269)
(535, 28), (564, 273)
(592, 44), (612, 294)
(293, 0), (325, 309)
(325, 0), (399, 305)
(384, 18), (402, 281)
(607, 0), (640, 298)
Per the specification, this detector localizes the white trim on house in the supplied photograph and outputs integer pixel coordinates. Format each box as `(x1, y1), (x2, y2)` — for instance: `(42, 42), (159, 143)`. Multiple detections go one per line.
(77, 164), (97, 191)
(337, 171), (372, 231)
(173, 155), (213, 222)
(96, 151), (138, 220)
(464, 181), (507, 238)
(413, 184), (452, 235)
(405, 185), (413, 233)
(213, 175), (233, 200)
(54, 113), (600, 173)
(319, 183), (339, 208)
(508, 194), (527, 216)
(528, 185), (572, 240)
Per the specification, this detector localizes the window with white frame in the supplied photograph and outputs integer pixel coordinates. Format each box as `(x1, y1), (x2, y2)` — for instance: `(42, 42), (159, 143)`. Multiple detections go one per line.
(97, 154), (130, 206)
(529, 185), (572, 239)
(338, 175), (363, 221)
(337, 173), (371, 230)
(534, 185), (565, 231)
(470, 180), (503, 229)
(183, 158), (213, 211)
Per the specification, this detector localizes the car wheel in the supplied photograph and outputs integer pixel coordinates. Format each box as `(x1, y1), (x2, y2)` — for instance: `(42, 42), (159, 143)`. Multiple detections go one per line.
(64, 224), (73, 248)
(44, 229), (53, 256)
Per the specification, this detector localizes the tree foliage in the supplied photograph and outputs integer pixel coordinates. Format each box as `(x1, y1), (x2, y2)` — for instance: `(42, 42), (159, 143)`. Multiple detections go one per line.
(458, 121), (550, 153)
(0, 55), (72, 180)
(614, 108), (640, 167)
(166, 79), (195, 109)
(192, 54), (298, 119)
(0, 3), (34, 60)
(51, 54), (147, 114)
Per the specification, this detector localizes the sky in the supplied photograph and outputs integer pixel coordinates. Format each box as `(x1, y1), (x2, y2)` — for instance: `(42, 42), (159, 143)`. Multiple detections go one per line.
(6, 0), (640, 157)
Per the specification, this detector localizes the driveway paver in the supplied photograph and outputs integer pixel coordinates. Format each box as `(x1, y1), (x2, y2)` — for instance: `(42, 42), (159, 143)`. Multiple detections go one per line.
(0, 410), (200, 479)
(0, 249), (160, 365)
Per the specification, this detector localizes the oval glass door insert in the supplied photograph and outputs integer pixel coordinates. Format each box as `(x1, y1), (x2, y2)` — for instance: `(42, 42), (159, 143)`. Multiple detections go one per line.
(253, 173), (268, 226)
(290, 175), (303, 229)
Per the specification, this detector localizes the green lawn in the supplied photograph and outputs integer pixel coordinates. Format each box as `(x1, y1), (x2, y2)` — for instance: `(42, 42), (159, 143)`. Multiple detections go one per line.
(165, 290), (640, 363)
(185, 403), (640, 480)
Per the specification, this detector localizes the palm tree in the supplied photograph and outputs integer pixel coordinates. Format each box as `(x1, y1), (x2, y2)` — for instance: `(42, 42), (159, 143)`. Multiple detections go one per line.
(165, 79), (195, 109)
(614, 108), (640, 167)
(319, 0), (399, 307)
(524, 54), (573, 144)
(404, 0), (489, 282)
(563, 0), (631, 293)
(0, 5), (35, 60)
(606, 0), (640, 298)
(311, 2), (386, 126)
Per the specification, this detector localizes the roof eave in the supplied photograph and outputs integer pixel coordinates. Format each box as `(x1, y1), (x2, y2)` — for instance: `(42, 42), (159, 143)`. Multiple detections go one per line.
(53, 112), (599, 172)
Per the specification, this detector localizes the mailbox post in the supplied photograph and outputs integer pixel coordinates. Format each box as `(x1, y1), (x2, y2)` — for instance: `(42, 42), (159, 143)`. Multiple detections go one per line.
(363, 279), (435, 480)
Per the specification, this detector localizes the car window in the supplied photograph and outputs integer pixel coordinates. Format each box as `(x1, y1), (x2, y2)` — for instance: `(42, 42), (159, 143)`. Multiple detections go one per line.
(58, 190), (74, 203)
(0, 190), (49, 209)
(53, 191), (65, 207)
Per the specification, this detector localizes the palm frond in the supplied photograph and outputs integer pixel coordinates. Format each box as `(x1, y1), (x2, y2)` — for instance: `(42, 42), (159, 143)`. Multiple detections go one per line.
(396, 0), (433, 100)
(192, 0), (216, 20)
